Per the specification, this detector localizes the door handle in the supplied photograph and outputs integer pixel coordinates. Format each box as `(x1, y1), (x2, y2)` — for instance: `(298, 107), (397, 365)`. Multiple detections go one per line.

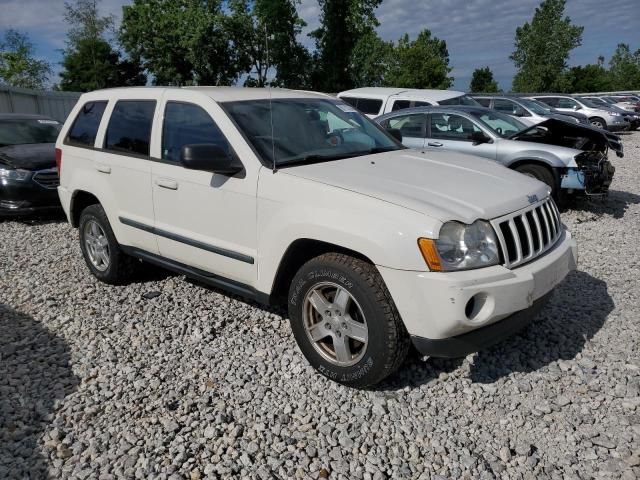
(427, 142), (443, 147)
(95, 163), (111, 174)
(155, 178), (178, 190)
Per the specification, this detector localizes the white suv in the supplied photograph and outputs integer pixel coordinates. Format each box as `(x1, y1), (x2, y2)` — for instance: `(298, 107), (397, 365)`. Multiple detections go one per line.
(56, 87), (577, 387)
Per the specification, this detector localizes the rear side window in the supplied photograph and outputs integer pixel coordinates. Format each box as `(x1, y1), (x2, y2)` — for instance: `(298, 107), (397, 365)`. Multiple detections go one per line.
(391, 100), (411, 111)
(474, 98), (491, 107)
(104, 100), (156, 156)
(162, 102), (230, 162)
(339, 96), (383, 115)
(67, 101), (107, 146)
(356, 98), (383, 115)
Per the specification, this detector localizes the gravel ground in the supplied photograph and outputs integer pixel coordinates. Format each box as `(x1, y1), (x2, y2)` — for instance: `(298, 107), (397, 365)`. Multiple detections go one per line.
(1, 132), (639, 480)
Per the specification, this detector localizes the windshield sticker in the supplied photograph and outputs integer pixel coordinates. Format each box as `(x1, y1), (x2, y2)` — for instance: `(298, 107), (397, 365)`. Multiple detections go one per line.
(37, 120), (60, 124)
(335, 103), (358, 113)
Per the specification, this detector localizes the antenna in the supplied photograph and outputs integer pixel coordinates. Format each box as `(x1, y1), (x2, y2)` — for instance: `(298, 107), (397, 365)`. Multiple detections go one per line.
(265, 26), (277, 173)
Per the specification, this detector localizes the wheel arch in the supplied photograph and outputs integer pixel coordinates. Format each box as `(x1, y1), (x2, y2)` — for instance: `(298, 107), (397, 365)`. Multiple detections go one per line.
(268, 238), (375, 308)
(70, 190), (102, 228)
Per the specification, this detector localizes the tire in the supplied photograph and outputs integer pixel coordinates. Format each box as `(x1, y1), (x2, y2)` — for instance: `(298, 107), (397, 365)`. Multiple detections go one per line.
(78, 204), (136, 285)
(514, 163), (561, 203)
(288, 252), (410, 388)
(590, 117), (607, 130)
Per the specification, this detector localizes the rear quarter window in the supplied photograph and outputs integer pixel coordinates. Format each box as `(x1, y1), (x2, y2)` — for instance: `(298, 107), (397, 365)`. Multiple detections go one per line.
(104, 100), (156, 156)
(66, 101), (107, 147)
(356, 98), (383, 115)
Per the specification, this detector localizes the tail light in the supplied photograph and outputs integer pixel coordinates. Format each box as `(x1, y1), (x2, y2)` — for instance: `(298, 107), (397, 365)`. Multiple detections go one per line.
(55, 148), (62, 175)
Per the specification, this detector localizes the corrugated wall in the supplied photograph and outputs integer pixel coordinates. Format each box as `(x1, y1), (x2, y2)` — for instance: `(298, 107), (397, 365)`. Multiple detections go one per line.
(0, 86), (81, 122)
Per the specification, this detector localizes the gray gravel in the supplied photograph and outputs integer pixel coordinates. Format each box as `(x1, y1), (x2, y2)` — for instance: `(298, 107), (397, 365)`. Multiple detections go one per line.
(1, 132), (640, 480)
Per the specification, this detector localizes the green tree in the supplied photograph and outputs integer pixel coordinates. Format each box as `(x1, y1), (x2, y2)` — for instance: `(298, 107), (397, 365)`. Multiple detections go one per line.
(511, 0), (583, 92)
(226, 0), (310, 88)
(608, 43), (640, 90)
(120, 0), (238, 86)
(469, 66), (498, 92)
(0, 30), (51, 89)
(60, 0), (145, 91)
(310, 0), (382, 92)
(349, 30), (393, 87)
(385, 30), (453, 89)
(560, 63), (612, 93)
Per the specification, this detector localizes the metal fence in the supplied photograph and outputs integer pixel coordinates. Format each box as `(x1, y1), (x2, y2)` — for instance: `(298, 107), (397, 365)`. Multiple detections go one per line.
(0, 86), (81, 122)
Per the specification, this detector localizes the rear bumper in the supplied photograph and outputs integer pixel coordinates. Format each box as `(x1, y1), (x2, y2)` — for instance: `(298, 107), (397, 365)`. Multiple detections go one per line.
(411, 292), (551, 357)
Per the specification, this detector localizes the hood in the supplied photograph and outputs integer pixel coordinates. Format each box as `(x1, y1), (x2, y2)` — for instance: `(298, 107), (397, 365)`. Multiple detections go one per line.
(282, 150), (550, 224)
(550, 108), (587, 120)
(510, 118), (623, 158)
(0, 143), (57, 170)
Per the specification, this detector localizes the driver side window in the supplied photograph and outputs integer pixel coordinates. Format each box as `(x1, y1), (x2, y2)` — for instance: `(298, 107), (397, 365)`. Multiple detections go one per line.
(162, 102), (230, 162)
(429, 113), (481, 141)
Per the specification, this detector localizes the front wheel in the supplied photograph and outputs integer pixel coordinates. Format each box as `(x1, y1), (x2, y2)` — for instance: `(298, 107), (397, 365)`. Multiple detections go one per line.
(288, 253), (410, 388)
(590, 117), (607, 130)
(514, 163), (561, 203)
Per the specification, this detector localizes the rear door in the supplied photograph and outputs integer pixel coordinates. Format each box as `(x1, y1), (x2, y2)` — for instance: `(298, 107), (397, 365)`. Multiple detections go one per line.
(93, 94), (159, 254)
(425, 112), (497, 160)
(150, 91), (258, 286)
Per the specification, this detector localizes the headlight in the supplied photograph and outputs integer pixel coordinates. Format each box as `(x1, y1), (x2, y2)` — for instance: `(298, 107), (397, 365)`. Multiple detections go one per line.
(418, 220), (500, 271)
(609, 112), (621, 117)
(0, 168), (31, 181)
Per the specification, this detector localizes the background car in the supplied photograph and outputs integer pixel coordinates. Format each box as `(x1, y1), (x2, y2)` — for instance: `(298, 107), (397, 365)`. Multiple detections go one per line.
(375, 106), (619, 202)
(579, 96), (640, 130)
(0, 114), (62, 216)
(471, 95), (585, 126)
(337, 87), (480, 118)
(601, 95), (640, 112)
(529, 95), (628, 131)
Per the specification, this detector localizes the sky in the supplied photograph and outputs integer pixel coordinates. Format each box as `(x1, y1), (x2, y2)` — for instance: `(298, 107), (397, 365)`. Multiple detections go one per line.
(1, 0), (638, 91)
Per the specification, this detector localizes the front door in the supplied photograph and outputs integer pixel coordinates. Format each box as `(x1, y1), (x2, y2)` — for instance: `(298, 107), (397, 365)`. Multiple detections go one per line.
(150, 98), (257, 286)
(382, 113), (426, 149)
(424, 112), (497, 160)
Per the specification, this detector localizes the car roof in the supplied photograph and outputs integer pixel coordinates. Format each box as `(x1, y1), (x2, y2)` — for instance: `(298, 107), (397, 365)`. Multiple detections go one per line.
(338, 87), (466, 101)
(375, 105), (491, 120)
(0, 113), (55, 121)
(78, 86), (329, 102)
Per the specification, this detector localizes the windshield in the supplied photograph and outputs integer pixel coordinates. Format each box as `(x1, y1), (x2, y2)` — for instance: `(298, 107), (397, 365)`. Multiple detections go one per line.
(438, 94), (480, 106)
(517, 98), (548, 115)
(222, 98), (400, 166)
(578, 98), (604, 109)
(583, 97), (607, 106)
(0, 119), (61, 147)
(468, 110), (527, 138)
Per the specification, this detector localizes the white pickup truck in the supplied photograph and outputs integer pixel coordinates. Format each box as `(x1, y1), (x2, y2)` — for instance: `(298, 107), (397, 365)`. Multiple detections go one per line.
(55, 87), (577, 387)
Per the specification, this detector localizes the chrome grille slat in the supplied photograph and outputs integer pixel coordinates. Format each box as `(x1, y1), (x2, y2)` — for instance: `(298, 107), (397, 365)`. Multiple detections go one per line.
(507, 219), (522, 264)
(491, 197), (563, 269)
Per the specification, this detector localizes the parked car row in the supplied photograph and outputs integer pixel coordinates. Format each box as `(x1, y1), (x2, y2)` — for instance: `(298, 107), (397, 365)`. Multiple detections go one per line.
(3, 85), (625, 387)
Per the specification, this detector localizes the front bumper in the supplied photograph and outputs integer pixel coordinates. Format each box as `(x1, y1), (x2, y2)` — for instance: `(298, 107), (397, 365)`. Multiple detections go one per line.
(0, 175), (61, 215)
(608, 119), (629, 132)
(378, 230), (577, 344)
(411, 292), (552, 357)
(561, 161), (615, 194)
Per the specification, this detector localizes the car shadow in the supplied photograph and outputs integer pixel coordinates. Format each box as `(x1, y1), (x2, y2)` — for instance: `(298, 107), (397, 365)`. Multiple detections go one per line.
(0, 210), (66, 226)
(569, 189), (640, 219)
(0, 305), (79, 478)
(469, 270), (612, 383)
(378, 270), (612, 389)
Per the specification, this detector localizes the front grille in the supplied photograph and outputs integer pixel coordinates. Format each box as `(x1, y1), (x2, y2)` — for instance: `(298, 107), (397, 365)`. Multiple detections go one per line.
(492, 197), (562, 269)
(32, 168), (59, 189)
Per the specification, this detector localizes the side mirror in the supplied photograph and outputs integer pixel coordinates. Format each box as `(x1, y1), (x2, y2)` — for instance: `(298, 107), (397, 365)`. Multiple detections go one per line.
(470, 131), (491, 145)
(386, 128), (403, 143)
(572, 105), (581, 111)
(180, 144), (242, 175)
(514, 107), (526, 117)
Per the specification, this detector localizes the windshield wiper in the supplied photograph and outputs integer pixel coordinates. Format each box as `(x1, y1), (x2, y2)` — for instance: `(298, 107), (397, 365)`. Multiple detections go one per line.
(277, 153), (355, 166)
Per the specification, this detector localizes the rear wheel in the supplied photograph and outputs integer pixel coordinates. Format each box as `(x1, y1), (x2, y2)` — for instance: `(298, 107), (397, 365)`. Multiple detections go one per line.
(590, 117), (607, 130)
(79, 204), (136, 284)
(288, 253), (410, 388)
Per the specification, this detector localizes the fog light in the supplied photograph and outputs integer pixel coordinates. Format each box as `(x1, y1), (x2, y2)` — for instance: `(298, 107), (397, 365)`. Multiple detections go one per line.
(464, 293), (493, 322)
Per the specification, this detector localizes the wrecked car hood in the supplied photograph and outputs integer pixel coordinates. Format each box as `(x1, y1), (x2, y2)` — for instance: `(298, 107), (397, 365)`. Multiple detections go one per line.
(510, 118), (623, 158)
(0, 143), (57, 170)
